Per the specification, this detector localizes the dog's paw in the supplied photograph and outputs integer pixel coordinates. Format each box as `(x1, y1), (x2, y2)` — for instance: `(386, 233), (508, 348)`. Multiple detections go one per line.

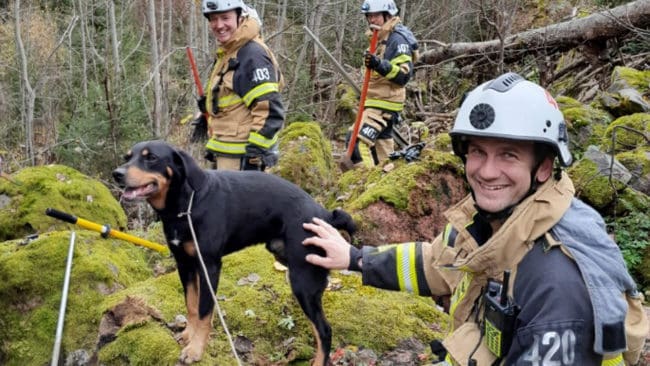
(174, 328), (192, 346)
(179, 344), (203, 364)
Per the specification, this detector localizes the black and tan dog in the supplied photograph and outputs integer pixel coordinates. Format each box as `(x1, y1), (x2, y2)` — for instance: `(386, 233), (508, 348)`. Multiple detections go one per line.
(112, 140), (355, 365)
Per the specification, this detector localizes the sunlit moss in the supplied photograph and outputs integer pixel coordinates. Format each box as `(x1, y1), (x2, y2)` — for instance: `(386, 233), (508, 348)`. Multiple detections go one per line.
(601, 113), (650, 153)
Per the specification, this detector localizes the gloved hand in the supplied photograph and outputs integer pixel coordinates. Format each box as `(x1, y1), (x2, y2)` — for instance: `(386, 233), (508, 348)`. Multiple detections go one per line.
(364, 51), (381, 70)
(190, 115), (208, 143)
(197, 95), (207, 114)
(244, 144), (278, 170)
(364, 51), (392, 76)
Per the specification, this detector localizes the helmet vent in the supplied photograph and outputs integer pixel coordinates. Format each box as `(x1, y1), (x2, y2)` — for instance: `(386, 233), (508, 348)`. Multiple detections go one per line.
(487, 72), (524, 92)
(469, 103), (495, 130)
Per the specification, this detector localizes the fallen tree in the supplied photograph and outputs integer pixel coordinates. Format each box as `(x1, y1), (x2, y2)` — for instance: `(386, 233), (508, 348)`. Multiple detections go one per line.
(419, 0), (650, 66)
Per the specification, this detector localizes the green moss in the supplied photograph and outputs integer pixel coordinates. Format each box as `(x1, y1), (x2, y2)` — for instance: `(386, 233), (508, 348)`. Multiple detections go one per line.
(336, 149), (463, 212)
(611, 66), (650, 93)
(616, 147), (650, 177)
(0, 164), (127, 241)
(601, 113), (650, 153)
(568, 159), (626, 210)
(275, 122), (336, 199)
(0, 231), (152, 365)
(336, 83), (359, 111)
(94, 245), (447, 365)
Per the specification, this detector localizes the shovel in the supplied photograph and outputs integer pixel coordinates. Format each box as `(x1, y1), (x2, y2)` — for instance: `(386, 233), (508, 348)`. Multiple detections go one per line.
(339, 26), (380, 171)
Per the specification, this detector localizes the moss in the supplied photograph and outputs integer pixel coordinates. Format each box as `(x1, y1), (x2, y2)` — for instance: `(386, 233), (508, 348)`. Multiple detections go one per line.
(568, 159), (626, 210)
(336, 83), (359, 112)
(274, 121), (336, 199)
(336, 149), (463, 212)
(431, 133), (453, 152)
(601, 113), (650, 153)
(94, 245), (447, 365)
(611, 66), (650, 93)
(0, 231), (152, 366)
(616, 147), (650, 177)
(0, 164), (126, 242)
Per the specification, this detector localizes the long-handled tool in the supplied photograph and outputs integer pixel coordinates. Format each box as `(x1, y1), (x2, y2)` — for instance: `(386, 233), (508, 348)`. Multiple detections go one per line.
(339, 27), (380, 171)
(45, 208), (170, 256)
(303, 26), (411, 151)
(51, 231), (76, 366)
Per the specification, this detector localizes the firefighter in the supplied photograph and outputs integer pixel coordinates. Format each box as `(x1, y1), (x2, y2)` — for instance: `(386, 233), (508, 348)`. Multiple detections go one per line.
(193, 0), (284, 171)
(303, 73), (648, 365)
(348, 0), (419, 168)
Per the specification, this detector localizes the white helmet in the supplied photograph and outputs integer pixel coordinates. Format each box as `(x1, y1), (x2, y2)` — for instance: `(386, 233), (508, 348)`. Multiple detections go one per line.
(202, 0), (245, 17)
(450, 72), (572, 167)
(360, 0), (399, 16)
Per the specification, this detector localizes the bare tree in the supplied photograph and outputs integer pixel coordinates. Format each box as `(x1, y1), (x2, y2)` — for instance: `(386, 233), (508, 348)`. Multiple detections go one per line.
(146, 0), (164, 137)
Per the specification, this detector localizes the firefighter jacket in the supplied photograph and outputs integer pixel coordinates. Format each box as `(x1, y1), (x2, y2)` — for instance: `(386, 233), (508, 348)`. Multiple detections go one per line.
(355, 172), (648, 365)
(364, 16), (418, 113)
(204, 16), (284, 157)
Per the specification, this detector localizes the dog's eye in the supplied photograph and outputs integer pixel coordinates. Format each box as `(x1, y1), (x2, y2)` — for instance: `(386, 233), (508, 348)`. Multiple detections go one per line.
(144, 154), (158, 163)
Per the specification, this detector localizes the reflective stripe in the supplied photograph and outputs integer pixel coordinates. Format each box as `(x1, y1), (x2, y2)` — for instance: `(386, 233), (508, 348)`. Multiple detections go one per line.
(248, 131), (278, 149)
(218, 93), (243, 109)
(364, 98), (404, 112)
(242, 82), (279, 107)
(391, 54), (412, 65)
(449, 272), (473, 327)
(358, 142), (375, 167)
(205, 138), (247, 155)
(442, 223), (453, 246)
(385, 64), (400, 79)
(395, 242), (419, 294)
(601, 354), (624, 366)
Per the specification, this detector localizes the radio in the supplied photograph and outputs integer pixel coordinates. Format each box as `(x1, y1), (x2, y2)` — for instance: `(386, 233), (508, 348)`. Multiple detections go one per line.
(483, 270), (519, 359)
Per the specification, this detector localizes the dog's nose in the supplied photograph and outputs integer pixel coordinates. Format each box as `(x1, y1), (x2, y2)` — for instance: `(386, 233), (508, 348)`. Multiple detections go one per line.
(112, 167), (126, 186)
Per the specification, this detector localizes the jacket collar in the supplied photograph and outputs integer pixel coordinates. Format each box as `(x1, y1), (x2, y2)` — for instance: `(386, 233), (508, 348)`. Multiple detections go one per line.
(444, 172), (575, 274)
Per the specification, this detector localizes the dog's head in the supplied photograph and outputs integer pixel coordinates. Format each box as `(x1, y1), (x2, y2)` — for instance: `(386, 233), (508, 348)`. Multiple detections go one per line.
(112, 140), (205, 210)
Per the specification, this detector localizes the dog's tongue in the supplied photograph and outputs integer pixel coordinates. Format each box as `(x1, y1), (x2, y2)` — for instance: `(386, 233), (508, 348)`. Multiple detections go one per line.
(122, 184), (155, 200)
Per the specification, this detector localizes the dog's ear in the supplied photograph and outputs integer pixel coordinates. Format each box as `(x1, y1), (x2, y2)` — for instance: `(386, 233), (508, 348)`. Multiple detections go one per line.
(172, 148), (206, 191)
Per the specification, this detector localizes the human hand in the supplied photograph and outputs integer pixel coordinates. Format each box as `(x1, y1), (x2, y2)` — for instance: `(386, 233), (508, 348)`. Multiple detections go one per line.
(364, 51), (381, 70)
(302, 217), (353, 270)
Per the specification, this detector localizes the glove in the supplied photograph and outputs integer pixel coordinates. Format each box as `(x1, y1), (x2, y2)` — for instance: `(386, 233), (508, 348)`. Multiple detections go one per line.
(364, 51), (392, 76)
(364, 51), (381, 70)
(244, 144), (278, 170)
(190, 115), (208, 143)
(197, 95), (207, 114)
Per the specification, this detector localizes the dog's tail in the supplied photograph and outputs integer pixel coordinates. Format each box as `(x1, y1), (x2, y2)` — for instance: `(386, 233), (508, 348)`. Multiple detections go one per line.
(329, 208), (356, 236)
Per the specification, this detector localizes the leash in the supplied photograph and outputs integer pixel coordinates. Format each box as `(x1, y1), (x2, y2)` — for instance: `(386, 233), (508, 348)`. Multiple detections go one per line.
(179, 191), (243, 366)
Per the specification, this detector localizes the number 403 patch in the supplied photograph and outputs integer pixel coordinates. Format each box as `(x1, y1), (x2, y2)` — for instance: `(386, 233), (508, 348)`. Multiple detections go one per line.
(252, 67), (271, 83)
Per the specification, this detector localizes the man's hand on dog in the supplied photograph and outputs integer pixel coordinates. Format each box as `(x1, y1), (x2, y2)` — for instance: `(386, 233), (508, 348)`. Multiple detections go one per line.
(303, 218), (353, 270)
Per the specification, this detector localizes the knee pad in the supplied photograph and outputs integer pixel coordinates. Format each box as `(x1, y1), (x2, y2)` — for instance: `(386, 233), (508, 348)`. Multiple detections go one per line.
(357, 109), (388, 146)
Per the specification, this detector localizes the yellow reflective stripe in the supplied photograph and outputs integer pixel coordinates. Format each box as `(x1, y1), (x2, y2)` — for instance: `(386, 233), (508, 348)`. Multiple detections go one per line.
(395, 242), (419, 294)
(364, 98), (403, 112)
(390, 54), (412, 65)
(248, 132), (278, 149)
(449, 272), (473, 327)
(385, 64), (400, 79)
(205, 138), (247, 155)
(358, 142), (375, 167)
(442, 223), (453, 246)
(242, 82), (279, 107)
(218, 93), (243, 109)
(601, 354), (624, 366)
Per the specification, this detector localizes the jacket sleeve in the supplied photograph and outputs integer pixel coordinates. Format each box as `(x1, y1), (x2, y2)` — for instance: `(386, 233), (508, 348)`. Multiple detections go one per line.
(360, 242), (432, 296)
(234, 41), (285, 144)
(377, 31), (415, 87)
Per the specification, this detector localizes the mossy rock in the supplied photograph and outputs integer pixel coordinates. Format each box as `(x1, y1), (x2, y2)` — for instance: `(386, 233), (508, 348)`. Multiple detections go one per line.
(333, 148), (467, 245)
(96, 245), (448, 365)
(0, 230), (153, 365)
(601, 113), (650, 154)
(568, 158), (627, 212)
(610, 66), (650, 94)
(0, 164), (127, 242)
(616, 146), (650, 195)
(557, 96), (613, 158)
(274, 121), (337, 199)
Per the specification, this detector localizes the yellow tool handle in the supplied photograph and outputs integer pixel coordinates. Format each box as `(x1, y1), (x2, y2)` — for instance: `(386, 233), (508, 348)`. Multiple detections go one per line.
(45, 208), (170, 256)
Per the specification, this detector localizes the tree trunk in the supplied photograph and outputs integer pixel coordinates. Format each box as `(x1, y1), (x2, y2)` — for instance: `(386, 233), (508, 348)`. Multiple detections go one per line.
(147, 0), (163, 138)
(419, 0), (650, 65)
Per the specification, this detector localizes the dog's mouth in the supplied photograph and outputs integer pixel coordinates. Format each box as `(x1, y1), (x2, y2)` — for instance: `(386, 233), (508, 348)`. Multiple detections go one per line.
(122, 182), (158, 201)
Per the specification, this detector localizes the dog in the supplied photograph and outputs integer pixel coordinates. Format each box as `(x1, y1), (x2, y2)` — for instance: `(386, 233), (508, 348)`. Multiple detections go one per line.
(112, 140), (355, 365)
